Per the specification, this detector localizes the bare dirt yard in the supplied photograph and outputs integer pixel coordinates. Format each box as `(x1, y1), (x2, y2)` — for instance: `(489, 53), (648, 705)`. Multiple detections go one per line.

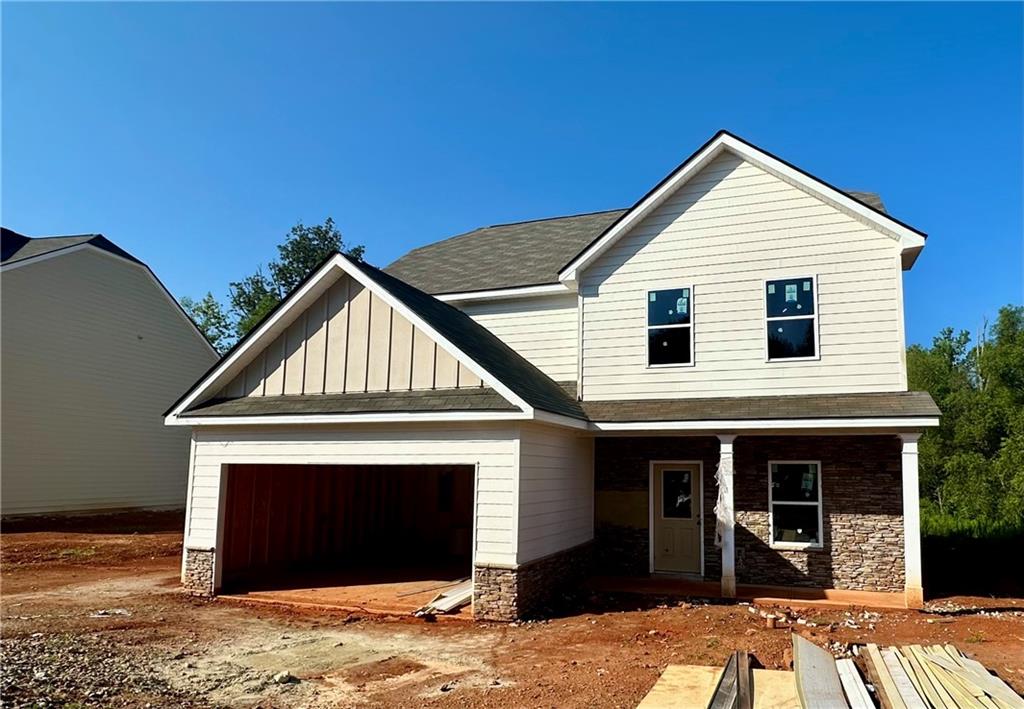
(2, 512), (1023, 708)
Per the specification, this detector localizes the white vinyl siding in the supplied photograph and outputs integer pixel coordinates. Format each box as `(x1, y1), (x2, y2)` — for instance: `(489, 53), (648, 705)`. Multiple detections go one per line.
(516, 423), (594, 563)
(580, 150), (906, 400)
(459, 294), (579, 382)
(185, 423), (520, 566)
(1, 248), (218, 515)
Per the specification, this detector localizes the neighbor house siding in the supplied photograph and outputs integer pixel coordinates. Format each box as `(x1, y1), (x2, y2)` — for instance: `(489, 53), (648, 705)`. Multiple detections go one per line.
(580, 151), (907, 400)
(184, 423), (520, 572)
(1, 248), (217, 515)
(458, 293), (579, 382)
(221, 273), (482, 399)
(516, 423), (594, 563)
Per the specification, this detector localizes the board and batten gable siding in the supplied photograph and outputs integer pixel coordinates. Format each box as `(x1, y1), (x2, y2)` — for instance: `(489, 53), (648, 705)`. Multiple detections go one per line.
(1, 248), (217, 515)
(220, 273), (482, 399)
(516, 423), (594, 563)
(184, 423), (520, 567)
(458, 294), (579, 382)
(580, 151), (908, 400)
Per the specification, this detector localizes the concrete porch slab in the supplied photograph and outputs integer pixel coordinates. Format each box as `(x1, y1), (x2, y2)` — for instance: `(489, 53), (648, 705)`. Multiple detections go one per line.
(218, 568), (473, 619)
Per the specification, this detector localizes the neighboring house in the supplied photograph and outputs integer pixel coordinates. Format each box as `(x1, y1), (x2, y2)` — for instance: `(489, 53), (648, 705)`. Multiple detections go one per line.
(165, 131), (939, 620)
(1, 228), (219, 515)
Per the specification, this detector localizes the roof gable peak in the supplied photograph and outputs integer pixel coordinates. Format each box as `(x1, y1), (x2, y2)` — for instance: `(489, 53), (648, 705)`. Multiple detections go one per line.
(557, 130), (927, 284)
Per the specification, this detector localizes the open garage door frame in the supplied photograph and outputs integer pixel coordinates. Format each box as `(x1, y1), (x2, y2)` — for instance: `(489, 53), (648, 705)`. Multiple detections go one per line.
(218, 463), (476, 592)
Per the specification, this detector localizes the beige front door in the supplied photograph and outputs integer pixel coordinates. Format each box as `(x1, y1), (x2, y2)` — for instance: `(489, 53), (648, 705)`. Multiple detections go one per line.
(653, 463), (701, 574)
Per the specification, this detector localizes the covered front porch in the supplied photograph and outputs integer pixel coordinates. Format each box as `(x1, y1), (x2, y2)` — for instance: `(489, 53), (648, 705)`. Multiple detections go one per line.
(591, 431), (926, 608)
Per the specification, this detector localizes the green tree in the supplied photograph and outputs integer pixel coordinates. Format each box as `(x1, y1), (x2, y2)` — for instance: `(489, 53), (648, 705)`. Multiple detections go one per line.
(181, 292), (234, 354)
(182, 218), (363, 352)
(910, 305), (1024, 531)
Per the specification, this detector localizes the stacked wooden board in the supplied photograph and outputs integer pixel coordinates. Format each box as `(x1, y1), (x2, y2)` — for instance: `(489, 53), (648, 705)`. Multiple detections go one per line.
(635, 639), (1021, 709)
(861, 643), (1024, 709)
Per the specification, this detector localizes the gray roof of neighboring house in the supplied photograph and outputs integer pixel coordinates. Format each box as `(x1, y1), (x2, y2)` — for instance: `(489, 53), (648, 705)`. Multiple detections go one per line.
(385, 191), (887, 295)
(1, 228), (143, 267)
(186, 387), (518, 417)
(574, 389), (939, 423)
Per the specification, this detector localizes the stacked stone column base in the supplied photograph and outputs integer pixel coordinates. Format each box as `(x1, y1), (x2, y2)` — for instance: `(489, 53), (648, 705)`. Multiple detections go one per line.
(473, 542), (592, 621)
(182, 548), (215, 596)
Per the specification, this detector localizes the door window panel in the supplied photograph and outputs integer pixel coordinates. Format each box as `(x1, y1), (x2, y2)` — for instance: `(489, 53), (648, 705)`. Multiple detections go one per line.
(662, 469), (693, 519)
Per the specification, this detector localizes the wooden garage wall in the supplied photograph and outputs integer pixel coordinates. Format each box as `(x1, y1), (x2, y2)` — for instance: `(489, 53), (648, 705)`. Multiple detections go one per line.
(220, 464), (474, 584)
(220, 273), (483, 398)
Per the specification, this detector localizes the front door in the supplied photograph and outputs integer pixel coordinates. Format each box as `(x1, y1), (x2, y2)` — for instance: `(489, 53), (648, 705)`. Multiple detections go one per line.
(653, 463), (701, 574)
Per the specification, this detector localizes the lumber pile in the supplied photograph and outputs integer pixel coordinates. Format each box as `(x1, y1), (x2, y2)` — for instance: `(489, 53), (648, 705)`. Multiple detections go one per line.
(859, 643), (1023, 709)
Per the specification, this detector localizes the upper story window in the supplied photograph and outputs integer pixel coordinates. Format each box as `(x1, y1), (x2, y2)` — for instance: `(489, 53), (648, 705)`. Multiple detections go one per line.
(769, 461), (822, 550)
(647, 287), (693, 367)
(765, 277), (817, 360)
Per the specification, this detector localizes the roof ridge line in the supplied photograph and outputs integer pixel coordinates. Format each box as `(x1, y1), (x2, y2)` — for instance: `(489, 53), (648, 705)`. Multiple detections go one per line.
(484, 207), (628, 230)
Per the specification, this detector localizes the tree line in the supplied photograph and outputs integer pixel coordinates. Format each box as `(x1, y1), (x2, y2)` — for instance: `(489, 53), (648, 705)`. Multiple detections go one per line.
(908, 304), (1024, 537)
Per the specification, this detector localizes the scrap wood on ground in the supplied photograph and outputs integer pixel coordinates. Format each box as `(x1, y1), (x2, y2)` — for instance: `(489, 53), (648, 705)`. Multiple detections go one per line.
(861, 643), (1024, 709)
(638, 635), (1023, 709)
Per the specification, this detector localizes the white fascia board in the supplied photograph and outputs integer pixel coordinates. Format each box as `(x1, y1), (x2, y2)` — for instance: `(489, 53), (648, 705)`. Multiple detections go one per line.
(533, 410), (591, 430)
(2, 243), (218, 358)
(166, 254), (534, 420)
(589, 416), (940, 432)
(167, 410), (535, 427)
(558, 131), (928, 284)
(436, 283), (569, 303)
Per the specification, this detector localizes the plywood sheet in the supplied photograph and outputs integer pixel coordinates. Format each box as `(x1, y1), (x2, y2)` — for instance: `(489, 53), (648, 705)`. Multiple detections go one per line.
(637, 666), (798, 709)
(637, 665), (722, 709)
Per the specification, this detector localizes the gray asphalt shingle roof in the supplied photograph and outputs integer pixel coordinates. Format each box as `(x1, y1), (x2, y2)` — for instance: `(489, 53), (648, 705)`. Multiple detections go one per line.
(386, 209), (626, 295)
(186, 388), (518, 417)
(1, 228), (143, 267)
(573, 389), (939, 423)
(347, 256), (587, 420)
(385, 192), (887, 295)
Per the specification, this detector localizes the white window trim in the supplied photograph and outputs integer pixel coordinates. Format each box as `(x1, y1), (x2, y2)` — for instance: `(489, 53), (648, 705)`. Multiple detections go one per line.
(645, 285), (695, 369)
(768, 459), (824, 551)
(763, 275), (821, 363)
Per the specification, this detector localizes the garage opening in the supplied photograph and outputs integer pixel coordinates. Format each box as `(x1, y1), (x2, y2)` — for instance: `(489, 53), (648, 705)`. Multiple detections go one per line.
(219, 464), (474, 612)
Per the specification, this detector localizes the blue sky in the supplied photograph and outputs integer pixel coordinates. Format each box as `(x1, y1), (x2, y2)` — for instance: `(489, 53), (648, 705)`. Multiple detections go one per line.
(3, 2), (1021, 345)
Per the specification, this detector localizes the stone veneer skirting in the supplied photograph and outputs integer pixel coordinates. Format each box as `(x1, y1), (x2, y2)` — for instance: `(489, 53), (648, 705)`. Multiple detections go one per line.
(473, 542), (592, 621)
(182, 548), (215, 595)
(594, 435), (905, 593)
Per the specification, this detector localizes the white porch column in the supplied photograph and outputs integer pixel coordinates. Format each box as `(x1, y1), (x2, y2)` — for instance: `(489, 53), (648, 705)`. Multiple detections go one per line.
(716, 434), (737, 598)
(900, 433), (924, 608)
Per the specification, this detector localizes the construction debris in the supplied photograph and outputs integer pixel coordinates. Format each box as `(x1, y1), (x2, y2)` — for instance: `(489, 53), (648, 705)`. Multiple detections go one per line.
(412, 578), (472, 617)
(793, 633), (848, 707)
(859, 642), (1024, 709)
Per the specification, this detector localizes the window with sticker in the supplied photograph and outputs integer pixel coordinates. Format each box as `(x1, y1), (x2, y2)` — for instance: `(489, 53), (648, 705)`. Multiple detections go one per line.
(765, 277), (817, 360)
(647, 287), (693, 366)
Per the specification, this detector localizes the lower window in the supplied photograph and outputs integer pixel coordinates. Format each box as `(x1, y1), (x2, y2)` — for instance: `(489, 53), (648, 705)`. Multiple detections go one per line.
(768, 461), (822, 548)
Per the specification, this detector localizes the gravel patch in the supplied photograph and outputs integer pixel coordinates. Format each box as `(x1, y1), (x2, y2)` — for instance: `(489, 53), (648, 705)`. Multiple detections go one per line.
(1, 632), (215, 708)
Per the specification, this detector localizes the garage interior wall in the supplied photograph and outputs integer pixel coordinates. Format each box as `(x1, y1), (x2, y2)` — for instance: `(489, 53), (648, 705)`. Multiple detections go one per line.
(219, 463), (473, 588)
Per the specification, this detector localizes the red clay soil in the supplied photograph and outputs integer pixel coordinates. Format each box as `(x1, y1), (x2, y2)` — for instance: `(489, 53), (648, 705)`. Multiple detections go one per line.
(2, 512), (1023, 708)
